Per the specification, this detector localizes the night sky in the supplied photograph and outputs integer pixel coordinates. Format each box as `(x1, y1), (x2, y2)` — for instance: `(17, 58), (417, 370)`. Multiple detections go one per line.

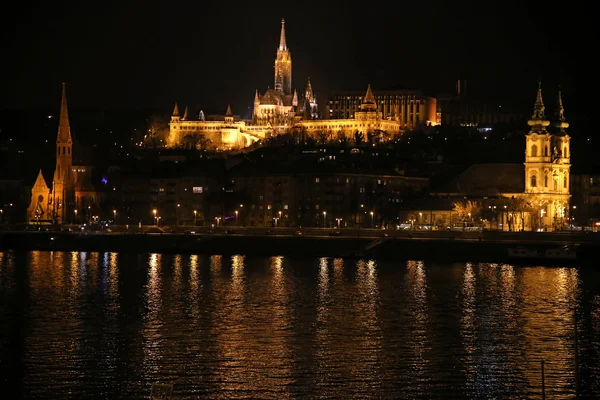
(1, 0), (590, 119)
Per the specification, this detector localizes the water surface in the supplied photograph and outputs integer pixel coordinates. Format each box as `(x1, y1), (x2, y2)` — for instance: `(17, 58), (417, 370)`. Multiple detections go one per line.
(0, 251), (598, 399)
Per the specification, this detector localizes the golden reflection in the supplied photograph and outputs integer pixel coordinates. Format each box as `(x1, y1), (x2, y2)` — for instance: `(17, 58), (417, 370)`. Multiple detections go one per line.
(405, 260), (432, 380)
(332, 257), (344, 287)
(352, 259), (382, 391)
(231, 255), (245, 290)
(211, 254), (250, 394)
(519, 267), (579, 396)
(317, 257), (330, 305)
(210, 255), (222, 278)
(172, 254), (182, 289)
(108, 252), (119, 301)
(267, 256), (293, 394)
(142, 253), (164, 374)
(87, 252), (100, 286)
(188, 254), (201, 318)
(460, 263), (476, 375)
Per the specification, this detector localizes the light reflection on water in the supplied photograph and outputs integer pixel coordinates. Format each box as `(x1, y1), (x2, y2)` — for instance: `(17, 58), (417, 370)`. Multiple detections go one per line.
(0, 251), (599, 399)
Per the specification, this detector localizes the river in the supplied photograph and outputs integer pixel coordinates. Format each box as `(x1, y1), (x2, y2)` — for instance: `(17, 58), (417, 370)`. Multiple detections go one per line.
(0, 251), (598, 399)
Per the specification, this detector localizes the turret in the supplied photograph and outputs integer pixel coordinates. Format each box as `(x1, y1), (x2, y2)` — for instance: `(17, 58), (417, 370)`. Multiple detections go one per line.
(360, 84), (377, 111)
(182, 105), (189, 120)
(553, 87), (569, 133)
(225, 104), (234, 124)
(171, 102), (181, 122)
(527, 81), (550, 132)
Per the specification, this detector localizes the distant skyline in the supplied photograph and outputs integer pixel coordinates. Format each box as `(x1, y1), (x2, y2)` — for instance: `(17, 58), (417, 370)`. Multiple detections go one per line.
(1, 1), (590, 118)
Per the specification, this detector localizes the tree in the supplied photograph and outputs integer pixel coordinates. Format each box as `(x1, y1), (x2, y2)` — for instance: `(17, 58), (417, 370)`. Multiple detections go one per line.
(453, 200), (482, 224)
(337, 130), (348, 147)
(354, 131), (364, 147)
(144, 114), (170, 148)
(316, 130), (328, 144)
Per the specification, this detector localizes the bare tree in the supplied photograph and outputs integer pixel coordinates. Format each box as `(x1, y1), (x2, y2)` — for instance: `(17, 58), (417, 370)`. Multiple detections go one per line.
(453, 200), (482, 224)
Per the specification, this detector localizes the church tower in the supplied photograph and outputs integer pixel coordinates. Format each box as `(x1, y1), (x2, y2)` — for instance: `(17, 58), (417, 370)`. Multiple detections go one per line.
(304, 78), (318, 119)
(523, 81), (571, 230)
(52, 83), (75, 224)
(274, 18), (292, 95)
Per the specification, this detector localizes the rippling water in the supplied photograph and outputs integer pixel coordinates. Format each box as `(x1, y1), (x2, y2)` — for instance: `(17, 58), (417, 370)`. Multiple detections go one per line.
(0, 251), (599, 399)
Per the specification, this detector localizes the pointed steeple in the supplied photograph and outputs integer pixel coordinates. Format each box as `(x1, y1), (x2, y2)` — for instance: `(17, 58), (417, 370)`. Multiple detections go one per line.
(57, 83), (72, 143)
(554, 86), (569, 132)
(527, 81), (550, 130)
(34, 169), (48, 189)
(172, 102), (180, 116)
(279, 18), (287, 50)
(226, 104), (233, 116)
(182, 105), (189, 120)
(305, 78), (315, 103)
(254, 89), (260, 103)
(360, 84), (377, 111)
(292, 89), (298, 107)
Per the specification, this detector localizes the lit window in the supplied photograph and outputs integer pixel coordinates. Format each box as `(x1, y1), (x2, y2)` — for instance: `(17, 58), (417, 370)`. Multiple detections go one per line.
(267, 205), (272, 210)
(315, 177), (320, 183)
(192, 186), (203, 193)
(284, 204), (288, 210)
(316, 205), (320, 210)
(159, 188), (165, 192)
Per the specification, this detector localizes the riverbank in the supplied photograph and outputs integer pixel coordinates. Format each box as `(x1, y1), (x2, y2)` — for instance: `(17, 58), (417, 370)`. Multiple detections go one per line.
(0, 230), (596, 266)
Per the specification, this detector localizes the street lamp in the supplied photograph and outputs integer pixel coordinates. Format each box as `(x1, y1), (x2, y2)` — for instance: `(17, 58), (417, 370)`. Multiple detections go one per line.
(278, 211), (282, 227)
(194, 210), (197, 226)
(215, 216), (221, 226)
(336, 217), (342, 228)
(113, 209), (117, 222)
(323, 211), (327, 228)
(235, 210), (238, 226)
(153, 209), (157, 225)
(74, 209), (78, 224)
(371, 211), (374, 228)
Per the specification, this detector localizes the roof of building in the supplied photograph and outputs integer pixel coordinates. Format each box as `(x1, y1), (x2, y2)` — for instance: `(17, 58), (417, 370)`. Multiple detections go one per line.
(432, 163), (525, 195)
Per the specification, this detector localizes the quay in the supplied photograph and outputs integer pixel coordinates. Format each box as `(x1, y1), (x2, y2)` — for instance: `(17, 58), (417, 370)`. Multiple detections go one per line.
(0, 227), (598, 266)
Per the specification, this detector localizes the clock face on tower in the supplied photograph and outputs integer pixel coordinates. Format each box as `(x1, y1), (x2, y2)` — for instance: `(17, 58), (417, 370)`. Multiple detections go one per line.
(38, 195), (44, 203)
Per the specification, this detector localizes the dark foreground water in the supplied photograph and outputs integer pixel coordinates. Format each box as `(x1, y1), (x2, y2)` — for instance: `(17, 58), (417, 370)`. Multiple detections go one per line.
(0, 251), (599, 399)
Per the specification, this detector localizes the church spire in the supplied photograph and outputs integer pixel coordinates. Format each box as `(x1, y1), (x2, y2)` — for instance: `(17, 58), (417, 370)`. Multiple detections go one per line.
(360, 84), (377, 111)
(305, 78), (315, 103)
(172, 102), (180, 116)
(292, 89), (298, 107)
(57, 82), (72, 143)
(254, 89), (260, 103)
(182, 105), (189, 120)
(527, 81), (550, 131)
(279, 18), (287, 50)
(225, 104), (233, 116)
(554, 86), (569, 132)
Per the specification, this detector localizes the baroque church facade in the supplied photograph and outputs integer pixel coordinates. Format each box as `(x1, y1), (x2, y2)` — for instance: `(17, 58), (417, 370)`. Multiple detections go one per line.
(27, 84), (100, 224)
(410, 82), (571, 232)
(167, 19), (404, 150)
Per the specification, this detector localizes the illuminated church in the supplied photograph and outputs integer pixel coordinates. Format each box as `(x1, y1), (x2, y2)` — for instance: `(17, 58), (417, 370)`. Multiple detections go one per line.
(410, 82), (571, 231)
(27, 84), (100, 224)
(167, 19), (404, 150)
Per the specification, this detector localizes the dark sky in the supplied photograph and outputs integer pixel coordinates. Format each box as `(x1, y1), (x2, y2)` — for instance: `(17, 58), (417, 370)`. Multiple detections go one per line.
(0, 0), (589, 118)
